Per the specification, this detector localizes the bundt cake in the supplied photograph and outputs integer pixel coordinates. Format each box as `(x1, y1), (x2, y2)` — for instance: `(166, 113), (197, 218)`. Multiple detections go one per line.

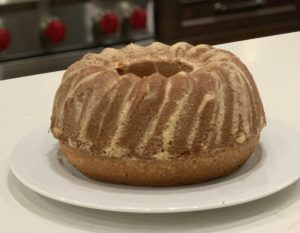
(51, 42), (266, 187)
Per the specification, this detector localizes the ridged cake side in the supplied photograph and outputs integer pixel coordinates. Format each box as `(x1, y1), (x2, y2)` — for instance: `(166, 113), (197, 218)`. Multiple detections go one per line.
(51, 42), (266, 160)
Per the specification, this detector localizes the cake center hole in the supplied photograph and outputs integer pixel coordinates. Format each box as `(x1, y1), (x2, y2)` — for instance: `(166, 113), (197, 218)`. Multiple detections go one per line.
(116, 60), (193, 78)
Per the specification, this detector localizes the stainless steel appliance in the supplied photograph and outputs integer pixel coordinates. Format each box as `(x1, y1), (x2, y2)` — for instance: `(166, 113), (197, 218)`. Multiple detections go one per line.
(0, 0), (155, 79)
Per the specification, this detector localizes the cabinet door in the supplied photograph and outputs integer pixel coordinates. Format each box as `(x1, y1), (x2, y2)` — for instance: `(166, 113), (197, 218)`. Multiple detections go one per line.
(155, 0), (300, 44)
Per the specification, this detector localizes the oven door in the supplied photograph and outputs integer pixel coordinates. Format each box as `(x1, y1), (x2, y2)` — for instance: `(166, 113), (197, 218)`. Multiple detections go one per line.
(0, 39), (153, 80)
(0, 49), (97, 79)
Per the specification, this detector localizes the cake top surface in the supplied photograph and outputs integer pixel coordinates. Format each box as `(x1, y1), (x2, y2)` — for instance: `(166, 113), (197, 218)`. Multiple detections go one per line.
(51, 42), (266, 160)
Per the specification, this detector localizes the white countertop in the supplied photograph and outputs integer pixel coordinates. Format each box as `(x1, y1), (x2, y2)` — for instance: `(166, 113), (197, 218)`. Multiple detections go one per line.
(1, 32), (300, 233)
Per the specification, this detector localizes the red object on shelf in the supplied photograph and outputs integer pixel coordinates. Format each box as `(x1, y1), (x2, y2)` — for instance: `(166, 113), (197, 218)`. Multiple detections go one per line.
(45, 19), (66, 43)
(0, 28), (10, 51)
(130, 8), (147, 29)
(100, 12), (119, 34)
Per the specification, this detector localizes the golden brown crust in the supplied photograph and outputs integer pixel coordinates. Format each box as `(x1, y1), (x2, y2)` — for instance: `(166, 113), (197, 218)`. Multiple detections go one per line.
(51, 42), (266, 186)
(60, 134), (259, 187)
(51, 43), (266, 160)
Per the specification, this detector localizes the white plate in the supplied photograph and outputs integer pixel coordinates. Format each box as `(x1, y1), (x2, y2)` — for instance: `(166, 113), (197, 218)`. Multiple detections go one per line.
(10, 119), (300, 213)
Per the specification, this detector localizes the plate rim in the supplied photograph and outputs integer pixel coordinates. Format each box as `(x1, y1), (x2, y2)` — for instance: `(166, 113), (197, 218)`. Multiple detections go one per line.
(10, 163), (300, 213)
(10, 119), (300, 213)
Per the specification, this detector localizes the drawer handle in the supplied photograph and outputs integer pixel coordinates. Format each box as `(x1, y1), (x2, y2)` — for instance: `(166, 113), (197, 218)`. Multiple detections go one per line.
(214, 0), (266, 12)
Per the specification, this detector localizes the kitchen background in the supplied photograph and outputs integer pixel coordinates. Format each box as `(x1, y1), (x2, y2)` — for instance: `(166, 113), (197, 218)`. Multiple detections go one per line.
(1, 0), (300, 80)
